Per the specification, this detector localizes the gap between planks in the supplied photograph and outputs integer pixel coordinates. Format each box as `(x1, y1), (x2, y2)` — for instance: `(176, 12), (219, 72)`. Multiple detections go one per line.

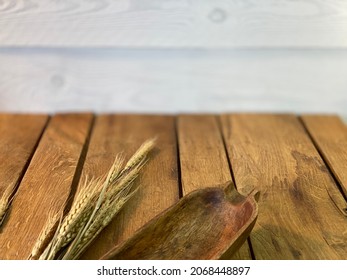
(176, 114), (254, 260)
(0, 114), (49, 199)
(0, 113), (93, 259)
(80, 115), (180, 259)
(0, 114), (49, 227)
(2, 112), (343, 258)
(300, 115), (347, 202)
(220, 114), (347, 259)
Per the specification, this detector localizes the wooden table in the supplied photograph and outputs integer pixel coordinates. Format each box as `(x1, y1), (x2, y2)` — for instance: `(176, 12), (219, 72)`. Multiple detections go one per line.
(0, 113), (346, 260)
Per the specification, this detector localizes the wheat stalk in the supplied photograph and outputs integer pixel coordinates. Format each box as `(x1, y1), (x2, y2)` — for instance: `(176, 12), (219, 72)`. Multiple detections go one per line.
(63, 188), (137, 260)
(62, 140), (154, 260)
(32, 138), (156, 260)
(29, 211), (61, 260)
(63, 162), (145, 260)
(0, 186), (14, 227)
(41, 176), (103, 259)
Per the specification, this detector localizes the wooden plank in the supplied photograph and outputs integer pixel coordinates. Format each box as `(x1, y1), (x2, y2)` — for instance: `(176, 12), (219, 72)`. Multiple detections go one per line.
(1, 0), (347, 48)
(301, 115), (347, 197)
(81, 115), (179, 259)
(0, 113), (93, 259)
(0, 114), (48, 198)
(177, 115), (252, 260)
(1, 49), (347, 115)
(220, 114), (347, 259)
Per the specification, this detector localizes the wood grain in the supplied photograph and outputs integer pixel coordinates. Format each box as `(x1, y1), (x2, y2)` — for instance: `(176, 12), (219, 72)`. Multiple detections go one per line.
(0, 114), (93, 260)
(1, 0), (347, 47)
(220, 114), (347, 259)
(177, 114), (252, 259)
(1, 49), (347, 114)
(102, 185), (258, 260)
(81, 115), (179, 259)
(0, 114), (48, 197)
(301, 115), (347, 197)
(177, 115), (231, 192)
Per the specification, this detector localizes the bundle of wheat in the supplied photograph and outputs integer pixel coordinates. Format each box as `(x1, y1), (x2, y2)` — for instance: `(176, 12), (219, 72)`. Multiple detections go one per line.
(29, 138), (156, 260)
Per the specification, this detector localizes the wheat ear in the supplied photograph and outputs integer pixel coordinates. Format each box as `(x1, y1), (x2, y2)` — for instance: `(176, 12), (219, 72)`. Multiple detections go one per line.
(34, 138), (156, 260)
(29, 212), (61, 260)
(62, 140), (155, 260)
(109, 155), (125, 183)
(120, 138), (156, 176)
(65, 165), (145, 260)
(62, 164), (144, 260)
(0, 186), (15, 227)
(64, 187), (138, 260)
(44, 176), (104, 259)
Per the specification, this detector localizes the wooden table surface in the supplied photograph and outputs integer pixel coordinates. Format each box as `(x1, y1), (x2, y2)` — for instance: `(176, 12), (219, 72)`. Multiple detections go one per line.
(0, 113), (346, 260)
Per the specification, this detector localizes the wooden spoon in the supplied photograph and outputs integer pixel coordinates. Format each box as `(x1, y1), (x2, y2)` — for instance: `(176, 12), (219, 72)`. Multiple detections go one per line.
(100, 181), (259, 260)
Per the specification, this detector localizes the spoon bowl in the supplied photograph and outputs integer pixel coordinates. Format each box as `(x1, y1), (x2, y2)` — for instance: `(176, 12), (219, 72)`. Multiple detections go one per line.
(101, 182), (259, 260)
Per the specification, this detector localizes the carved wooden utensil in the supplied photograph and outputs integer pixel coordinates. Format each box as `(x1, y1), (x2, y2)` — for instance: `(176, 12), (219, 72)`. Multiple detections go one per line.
(101, 182), (259, 260)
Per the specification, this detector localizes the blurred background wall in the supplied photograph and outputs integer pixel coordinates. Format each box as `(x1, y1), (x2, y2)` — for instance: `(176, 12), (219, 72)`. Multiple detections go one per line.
(0, 0), (346, 117)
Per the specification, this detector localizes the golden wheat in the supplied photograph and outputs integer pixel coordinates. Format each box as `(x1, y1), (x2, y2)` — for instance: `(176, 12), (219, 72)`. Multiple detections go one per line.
(32, 138), (156, 260)
(0, 186), (14, 227)
(41, 176), (103, 259)
(120, 138), (156, 176)
(63, 190), (137, 260)
(29, 212), (61, 260)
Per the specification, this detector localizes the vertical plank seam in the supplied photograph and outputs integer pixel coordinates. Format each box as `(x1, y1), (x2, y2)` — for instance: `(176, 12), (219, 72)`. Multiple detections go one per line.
(216, 114), (256, 260)
(298, 116), (347, 203)
(63, 113), (96, 215)
(215, 115), (238, 188)
(174, 115), (183, 199)
(1, 115), (51, 228)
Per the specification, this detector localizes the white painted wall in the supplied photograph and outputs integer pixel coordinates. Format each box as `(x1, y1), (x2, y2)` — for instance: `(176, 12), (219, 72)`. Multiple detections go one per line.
(1, 0), (347, 48)
(0, 0), (346, 115)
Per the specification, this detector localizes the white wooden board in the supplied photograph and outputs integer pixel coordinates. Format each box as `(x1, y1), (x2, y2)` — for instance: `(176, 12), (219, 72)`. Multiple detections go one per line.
(1, 0), (347, 48)
(0, 49), (346, 114)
